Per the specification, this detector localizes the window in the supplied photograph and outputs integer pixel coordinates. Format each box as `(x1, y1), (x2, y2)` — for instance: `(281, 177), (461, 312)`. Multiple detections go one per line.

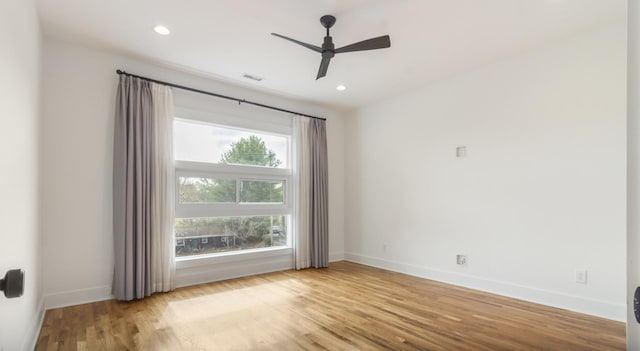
(174, 118), (291, 258)
(179, 177), (236, 203)
(174, 120), (288, 168)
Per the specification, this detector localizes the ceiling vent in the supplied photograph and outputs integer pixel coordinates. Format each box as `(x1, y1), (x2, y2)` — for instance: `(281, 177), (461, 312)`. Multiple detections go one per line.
(243, 73), (263, 82)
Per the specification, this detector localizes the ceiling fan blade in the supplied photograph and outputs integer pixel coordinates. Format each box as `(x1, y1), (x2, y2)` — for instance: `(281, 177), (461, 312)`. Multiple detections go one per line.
(316, 57), (331, 80)
(334, 35), (391, 54)
(271, 33), (322, 53)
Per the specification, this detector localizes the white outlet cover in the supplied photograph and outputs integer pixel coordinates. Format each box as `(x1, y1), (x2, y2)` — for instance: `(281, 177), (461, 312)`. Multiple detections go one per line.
(456, 146), (467, 158)
(575, 270), (588, 284)
(456, 254), (468, 265)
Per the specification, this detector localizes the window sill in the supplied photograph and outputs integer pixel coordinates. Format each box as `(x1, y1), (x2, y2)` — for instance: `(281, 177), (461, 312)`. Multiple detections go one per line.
(176, 246), (292, 269)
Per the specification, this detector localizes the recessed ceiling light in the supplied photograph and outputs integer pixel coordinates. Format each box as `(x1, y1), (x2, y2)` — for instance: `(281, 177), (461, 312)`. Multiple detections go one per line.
(153, 25), (170, 36)
(336, 84), (347, 91)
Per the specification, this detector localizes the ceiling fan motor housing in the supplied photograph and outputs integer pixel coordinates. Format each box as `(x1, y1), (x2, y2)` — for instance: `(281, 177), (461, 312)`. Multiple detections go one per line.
(322, 37), (335, 58)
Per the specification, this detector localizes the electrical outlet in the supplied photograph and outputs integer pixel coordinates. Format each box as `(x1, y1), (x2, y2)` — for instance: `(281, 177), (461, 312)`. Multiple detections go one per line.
(382, 244), (387, 253)
(575, 270), (588, 284)
(456, 254), (467, 266)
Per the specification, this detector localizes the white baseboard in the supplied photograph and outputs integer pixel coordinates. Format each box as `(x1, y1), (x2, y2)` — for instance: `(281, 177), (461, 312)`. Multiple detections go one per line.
(329, 251), (345, 262)
(177, 263), (293, 288)
(177, 252), (344, 288)
(176, 249), (294, 288)
(44, 286), (113, 310)
(22, 297), (45, 351)
(344, 252), (625, 322)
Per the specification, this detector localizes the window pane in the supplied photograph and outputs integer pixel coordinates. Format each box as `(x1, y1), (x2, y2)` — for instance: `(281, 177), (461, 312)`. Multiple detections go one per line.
(179, 177), (236, 203)
(174, 120), (288, 168)
(240, 180), (284, 203)
(175, 216), (288, 257)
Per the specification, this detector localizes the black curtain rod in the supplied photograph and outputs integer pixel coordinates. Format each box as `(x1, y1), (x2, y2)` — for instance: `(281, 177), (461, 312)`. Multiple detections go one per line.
(115, 70), (325, 121)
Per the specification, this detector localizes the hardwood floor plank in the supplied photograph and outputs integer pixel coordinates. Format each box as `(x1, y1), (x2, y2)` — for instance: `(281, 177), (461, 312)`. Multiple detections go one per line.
(36, 261), (625, 350)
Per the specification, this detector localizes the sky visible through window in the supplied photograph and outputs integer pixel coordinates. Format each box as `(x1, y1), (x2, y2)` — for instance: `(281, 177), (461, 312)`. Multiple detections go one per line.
(174, 119), (288, 167)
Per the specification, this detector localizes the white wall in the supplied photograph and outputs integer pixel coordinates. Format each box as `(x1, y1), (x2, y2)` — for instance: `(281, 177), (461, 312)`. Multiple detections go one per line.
(345, 22), (627, 321)
(41, 37), (345, 307)
(628, 0), (640, 347)
(0, 0), (44, 350)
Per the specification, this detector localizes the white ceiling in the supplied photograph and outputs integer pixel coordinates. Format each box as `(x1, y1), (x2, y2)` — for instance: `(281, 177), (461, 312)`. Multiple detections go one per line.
(37, 0), (626, 111)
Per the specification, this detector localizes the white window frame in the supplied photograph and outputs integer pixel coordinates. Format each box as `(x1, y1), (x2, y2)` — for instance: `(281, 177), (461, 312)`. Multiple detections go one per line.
(175, 161), (292, 218)
(174, 117), (293, 260)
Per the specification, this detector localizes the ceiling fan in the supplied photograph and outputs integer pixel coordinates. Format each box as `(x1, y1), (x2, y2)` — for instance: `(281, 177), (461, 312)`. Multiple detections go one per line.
(271, 15), (391, 80)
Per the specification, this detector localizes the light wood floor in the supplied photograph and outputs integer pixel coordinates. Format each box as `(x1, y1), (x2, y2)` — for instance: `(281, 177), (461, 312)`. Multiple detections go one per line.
(36, 261), (625, 350)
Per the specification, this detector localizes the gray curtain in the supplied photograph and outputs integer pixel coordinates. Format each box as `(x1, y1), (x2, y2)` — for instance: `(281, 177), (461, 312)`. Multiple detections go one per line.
(112, 75), (175, 301)
(310, 119), (329, 268)
(293, 116), (311, 269)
